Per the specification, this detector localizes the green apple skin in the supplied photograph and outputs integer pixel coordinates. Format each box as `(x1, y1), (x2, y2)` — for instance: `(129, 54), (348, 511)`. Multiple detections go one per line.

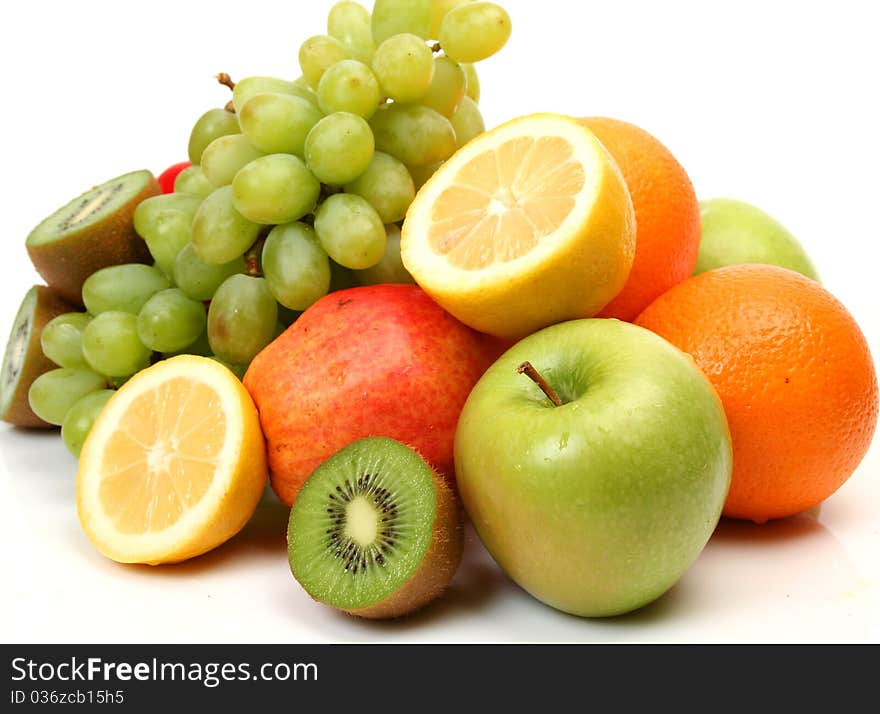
(695, 198), (820, 280)
(454, 319), (732, 618)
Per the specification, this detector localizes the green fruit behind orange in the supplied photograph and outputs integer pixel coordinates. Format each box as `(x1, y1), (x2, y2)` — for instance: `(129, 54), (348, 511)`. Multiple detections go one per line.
(696, 198), (820, 280)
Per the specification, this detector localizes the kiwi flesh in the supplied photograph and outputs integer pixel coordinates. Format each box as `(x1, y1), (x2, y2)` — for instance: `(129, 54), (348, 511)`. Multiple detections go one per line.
(1, 286), (75, 427)
(287, 437), (463, 619)
(26, 169), (160, 305)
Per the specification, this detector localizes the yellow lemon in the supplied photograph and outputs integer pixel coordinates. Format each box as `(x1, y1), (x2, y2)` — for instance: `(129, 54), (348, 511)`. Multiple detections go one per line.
(402, 113), (636, 340)
(77, 355), (267, 565)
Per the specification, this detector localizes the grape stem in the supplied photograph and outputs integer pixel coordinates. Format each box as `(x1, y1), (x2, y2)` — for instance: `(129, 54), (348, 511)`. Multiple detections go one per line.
(216, 73), (236, 112)
(430, 42), (442, 54)
(216, 72), (236, 91)
(517, 361), (563, 407)
(245, 238), (265, 278)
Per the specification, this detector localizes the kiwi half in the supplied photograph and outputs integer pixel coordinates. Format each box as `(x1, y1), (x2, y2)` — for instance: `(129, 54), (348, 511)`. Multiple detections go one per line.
(1, 285), (75, 427)
(26, 170), (160, 305)
(287, 437), (463, 619)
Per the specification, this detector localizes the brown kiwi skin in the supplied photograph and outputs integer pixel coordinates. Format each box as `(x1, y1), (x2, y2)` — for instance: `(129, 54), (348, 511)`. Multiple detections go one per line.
(2, 286), (75, 428)
(26, 173), (160, 306)
(348, 467), (464, 619)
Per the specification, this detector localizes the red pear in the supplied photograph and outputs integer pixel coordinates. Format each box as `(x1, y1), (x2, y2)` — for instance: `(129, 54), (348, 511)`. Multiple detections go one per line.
(243, 284), (498, 505)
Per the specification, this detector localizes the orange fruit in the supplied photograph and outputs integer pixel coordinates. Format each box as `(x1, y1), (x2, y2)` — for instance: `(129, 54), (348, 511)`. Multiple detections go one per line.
(580, 117), (700, 321)
(77, 355), (267, 564)
(402, 113), (636, 340)
(635, 264), (878, 523)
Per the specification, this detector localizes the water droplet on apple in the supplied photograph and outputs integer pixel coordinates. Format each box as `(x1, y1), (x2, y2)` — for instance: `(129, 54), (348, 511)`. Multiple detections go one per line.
(558, 433), (569, 450)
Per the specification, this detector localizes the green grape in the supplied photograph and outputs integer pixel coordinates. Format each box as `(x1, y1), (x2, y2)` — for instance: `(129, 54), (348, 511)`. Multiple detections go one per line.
(344, 152), (415, 223)
(354, 224), (416, 285)
(439, 1), (511, 63)
(421, 56), (467, 117)
(429, 0), (471, 38)
(370, 103), (456, 166)
(407, 161), (443, 190)
(163, 329), (212, 358)
(451, 95), (485, 148)
(210, 357), (248, 381)
(41, 313), (91, 369)
(327, 1), (375, 63)
(262, 222), (331, 311)
(317, 60), (381, 119)
(238, 93), (323, 155)
(463, 63), (480, 103)
(191, 186), (262, 265)
(232, 76), (319, 112)
(134, 192), (203, 226)
(81, 312), (153, 378)
(208, 275), (278, 365)
(314, 194), (386, 270)
(372, 0), (431, 44)
(188, 108), (240, 165)
(371, 34), (435, 103)
(173, 166), (214, 197)
(82, 264), (170, 316)
(305, 112), (374, 185)
(200, 134), (266, 187)
(133, 193), (203, 277)
(142, 209), (192, 277)
(173, 242), (246, 302)
(28, 368), (107, 427)
(61, 389), (115, 457)
(137, 289), (207, 353)
(231, 154), (321, 225)
(299, 35), (349, 89)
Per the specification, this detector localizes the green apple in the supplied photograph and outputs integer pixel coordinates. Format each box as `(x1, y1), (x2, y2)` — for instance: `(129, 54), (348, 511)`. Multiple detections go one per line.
(454, 319), (732, 617)
(695, 198), (820, 280)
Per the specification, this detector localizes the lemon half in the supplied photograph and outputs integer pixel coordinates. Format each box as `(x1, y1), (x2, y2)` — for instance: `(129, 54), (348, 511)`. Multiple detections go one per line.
(77, 355), (267, 565)
(402, 113), (636, 340)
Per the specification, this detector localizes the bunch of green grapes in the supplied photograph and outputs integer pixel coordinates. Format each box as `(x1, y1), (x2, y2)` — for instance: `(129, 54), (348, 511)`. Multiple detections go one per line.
(177, 0), (508, 356)
(28, 260), (223, 457)
(30, 0), (511, 457)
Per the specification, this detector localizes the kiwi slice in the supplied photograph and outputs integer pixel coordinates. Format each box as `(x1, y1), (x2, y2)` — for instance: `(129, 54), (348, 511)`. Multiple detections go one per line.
(1, 286), (75, 427)
(288, 437), (463, 619)
(26, 170), (160, 305)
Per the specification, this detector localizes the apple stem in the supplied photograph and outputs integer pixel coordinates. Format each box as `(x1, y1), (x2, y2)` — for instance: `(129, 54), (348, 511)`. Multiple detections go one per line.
(517, 361), (563, 407)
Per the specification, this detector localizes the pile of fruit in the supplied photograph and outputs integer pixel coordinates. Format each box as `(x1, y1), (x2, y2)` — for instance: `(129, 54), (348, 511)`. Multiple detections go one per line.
(2, 0), (878, 621)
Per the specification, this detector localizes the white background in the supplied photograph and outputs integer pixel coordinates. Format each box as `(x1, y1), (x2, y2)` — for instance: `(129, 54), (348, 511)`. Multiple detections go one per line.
(0, 0), (878, 643)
